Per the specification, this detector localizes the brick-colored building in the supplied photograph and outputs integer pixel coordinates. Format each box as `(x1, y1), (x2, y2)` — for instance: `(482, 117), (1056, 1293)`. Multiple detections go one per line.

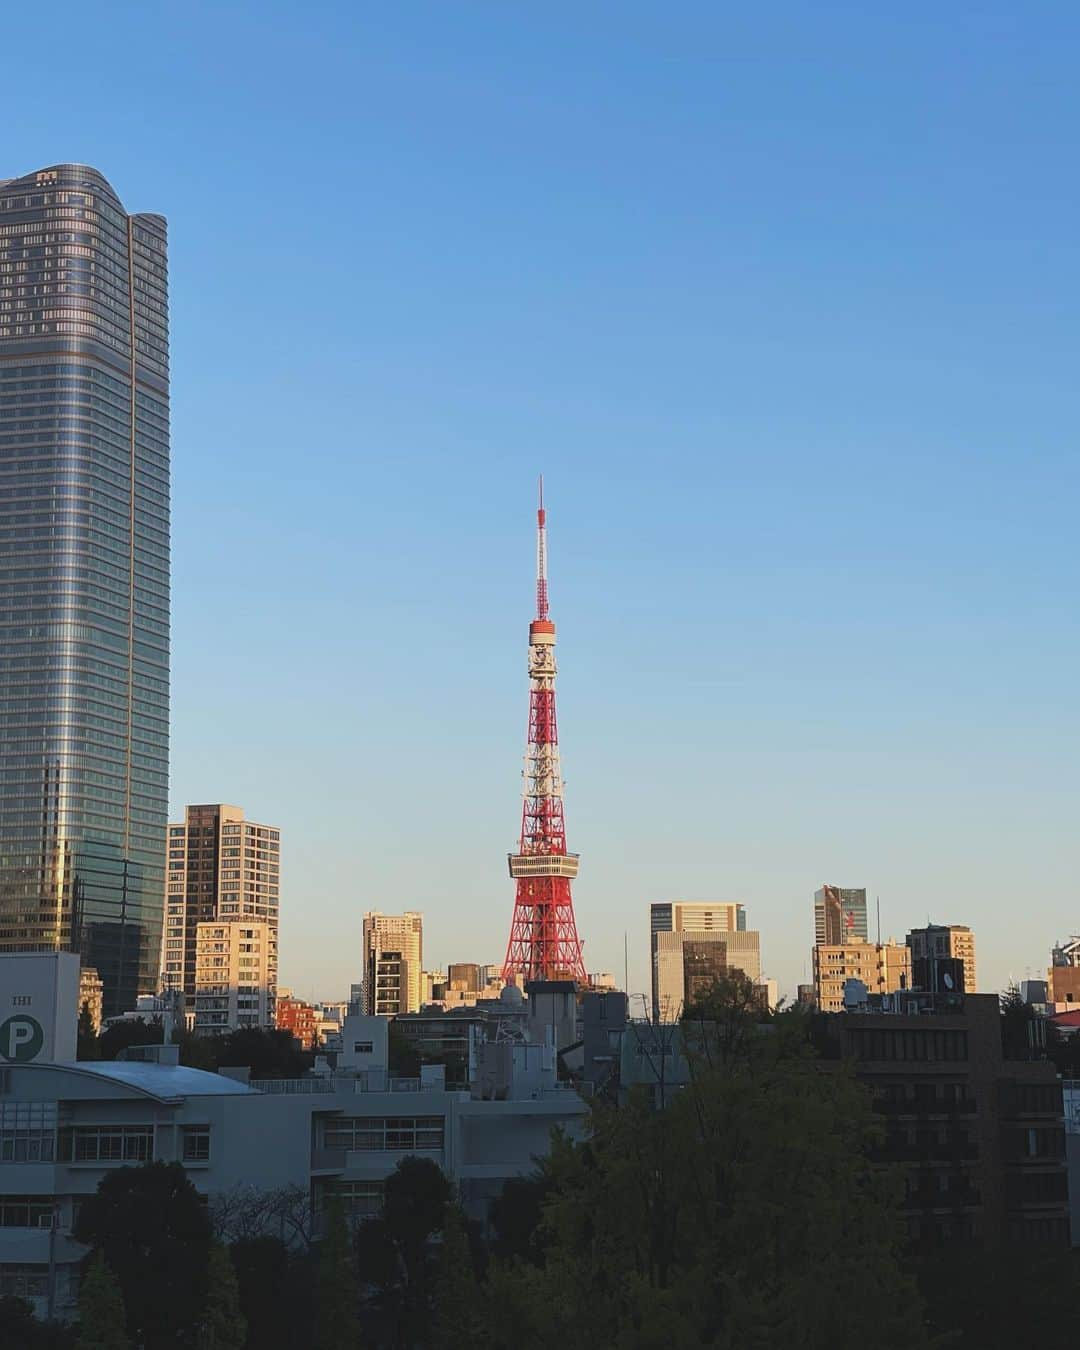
(276, 994), (318, 1049)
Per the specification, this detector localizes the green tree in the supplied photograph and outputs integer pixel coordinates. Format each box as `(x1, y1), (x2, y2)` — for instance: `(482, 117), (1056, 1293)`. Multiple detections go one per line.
(315, 1194), (360, 1350)
(1000, 981), (1046, 1060)
(485, 981), (927, 1350)
(230, 1236), (291, 1350)
(430, 1203), (483, 1348)
(77, 1003), (100, 1061)
(198, 1243), (246, 1349)
(75, 1252), (129, 1350)
(96, 1018), (163, 1061)
(74, 1162), (212, 1349)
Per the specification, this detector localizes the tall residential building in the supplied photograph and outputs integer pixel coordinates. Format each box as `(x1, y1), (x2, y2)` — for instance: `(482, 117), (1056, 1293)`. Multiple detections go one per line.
(193, 922), (273, 1035)
(163, 805), (280, 1024)
(812, 940), (912, 1013)
(0, 165), (169, 1017)
(906, 924), (976, 994)
(650, 903), (760, 1021)
(362, 911), (423, 1015)
(814, 886), (868, 946)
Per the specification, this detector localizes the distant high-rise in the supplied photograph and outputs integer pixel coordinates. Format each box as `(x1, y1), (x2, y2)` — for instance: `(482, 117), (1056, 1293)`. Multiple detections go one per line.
(0, 165), (169, 1017)
(650, 901), (760, 1021)
(163, 805), (280, 1025)
(363, 911), (423, 1015)
(906, 924), (976, 994)
(814, 886), (868, 946)
(813, 940), (911, 1013)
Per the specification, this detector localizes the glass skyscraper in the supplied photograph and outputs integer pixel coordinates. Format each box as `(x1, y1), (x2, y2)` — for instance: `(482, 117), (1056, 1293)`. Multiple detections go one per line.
(0, 164), (169, 1016)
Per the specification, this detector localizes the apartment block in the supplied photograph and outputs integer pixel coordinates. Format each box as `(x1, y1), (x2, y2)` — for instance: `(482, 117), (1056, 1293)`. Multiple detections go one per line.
(163, 805), (280, 1026)
(362, 912), (423, 1015)
(194, 922), (273, 1035)
(813, 940), (911, 1013)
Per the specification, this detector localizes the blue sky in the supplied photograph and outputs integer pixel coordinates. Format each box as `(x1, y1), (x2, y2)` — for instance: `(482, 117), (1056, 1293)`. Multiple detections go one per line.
(8, 2), (1079, 1002)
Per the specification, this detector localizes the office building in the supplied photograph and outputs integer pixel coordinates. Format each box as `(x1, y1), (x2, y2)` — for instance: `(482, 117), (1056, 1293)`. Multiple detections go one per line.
(0, 165), (169, 1017)
(650, 901), (758, 1020)
(812, 940), (911, 1013)
(814, 886), (868, 946)
(362, 911), (423, 1015)
(817, 993), (1067, 1245)
(651, 901), (746, 936)
(652, 930), (762, 1022)
(907, 923), (976, 993)
(163, 805), (279, 1024)
(193, 921), (273, 1035)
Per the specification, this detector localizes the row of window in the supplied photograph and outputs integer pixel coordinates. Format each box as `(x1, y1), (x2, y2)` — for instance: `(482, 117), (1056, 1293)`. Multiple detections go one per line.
(322, 1117), (445, 1152)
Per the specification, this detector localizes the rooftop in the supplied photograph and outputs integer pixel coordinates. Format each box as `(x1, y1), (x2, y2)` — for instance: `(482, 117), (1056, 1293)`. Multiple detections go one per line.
(49, 1061), (258, 1100)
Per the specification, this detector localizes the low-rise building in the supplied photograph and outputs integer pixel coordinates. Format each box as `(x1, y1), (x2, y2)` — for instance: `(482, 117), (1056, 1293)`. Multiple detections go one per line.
(1050, 938), (1080, 1011)
(276, 995), (319, 1049)
(0, 1022), (587, 1322)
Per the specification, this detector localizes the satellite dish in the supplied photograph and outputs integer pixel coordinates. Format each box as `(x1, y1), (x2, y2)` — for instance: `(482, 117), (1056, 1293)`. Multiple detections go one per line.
(943, 972), (954, 990)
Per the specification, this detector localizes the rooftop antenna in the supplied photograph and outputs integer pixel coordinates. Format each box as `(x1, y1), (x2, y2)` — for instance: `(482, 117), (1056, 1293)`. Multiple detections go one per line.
(876, 895), (881, 946)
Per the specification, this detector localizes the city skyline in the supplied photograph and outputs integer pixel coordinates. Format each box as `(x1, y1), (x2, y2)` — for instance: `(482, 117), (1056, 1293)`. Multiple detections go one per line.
(4, 6), (1078, 1005)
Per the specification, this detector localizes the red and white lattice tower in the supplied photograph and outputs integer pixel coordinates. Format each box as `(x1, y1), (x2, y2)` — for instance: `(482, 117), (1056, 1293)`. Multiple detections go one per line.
(501, 480), (588, 986)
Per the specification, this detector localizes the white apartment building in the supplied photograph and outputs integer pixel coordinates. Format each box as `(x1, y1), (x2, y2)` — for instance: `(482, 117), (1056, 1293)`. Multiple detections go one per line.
(193, 922), (273, 1034)
(362, 912), (423, 1015)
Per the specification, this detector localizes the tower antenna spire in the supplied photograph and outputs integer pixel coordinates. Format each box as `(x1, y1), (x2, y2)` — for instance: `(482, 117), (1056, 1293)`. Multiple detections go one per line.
(536, 474), (549, 621)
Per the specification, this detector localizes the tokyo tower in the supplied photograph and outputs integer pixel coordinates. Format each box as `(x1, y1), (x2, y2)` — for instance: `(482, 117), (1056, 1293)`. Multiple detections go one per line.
(501, 480), (588, 986)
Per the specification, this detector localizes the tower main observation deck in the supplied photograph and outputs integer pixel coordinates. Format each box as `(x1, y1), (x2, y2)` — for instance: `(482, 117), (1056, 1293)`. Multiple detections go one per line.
(501, 481), (587, 986)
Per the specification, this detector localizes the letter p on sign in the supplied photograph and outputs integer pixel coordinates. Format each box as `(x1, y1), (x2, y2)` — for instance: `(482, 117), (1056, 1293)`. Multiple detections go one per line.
(0, 1014), (44, 1062)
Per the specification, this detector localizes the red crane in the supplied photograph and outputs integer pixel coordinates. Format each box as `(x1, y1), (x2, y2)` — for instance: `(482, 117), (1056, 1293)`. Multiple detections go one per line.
(501, 479), (587, 986)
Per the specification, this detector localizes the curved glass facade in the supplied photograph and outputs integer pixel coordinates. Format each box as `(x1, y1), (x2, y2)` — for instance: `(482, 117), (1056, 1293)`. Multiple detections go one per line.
(0, 164), (169, 1015)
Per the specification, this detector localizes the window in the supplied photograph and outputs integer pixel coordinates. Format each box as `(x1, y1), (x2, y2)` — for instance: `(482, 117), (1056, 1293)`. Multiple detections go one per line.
(0, 1103), (56, 1162)
(353, 1041), (374, 1054)
(181, 1126), (210, 1162)
(322, 1116), (444, 1152)
(58, 1125), (153, 1163)
(0, 1196), (54, 1227)
(330, 1179), (383, 1218)
(0, 1264), (49, 1299)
